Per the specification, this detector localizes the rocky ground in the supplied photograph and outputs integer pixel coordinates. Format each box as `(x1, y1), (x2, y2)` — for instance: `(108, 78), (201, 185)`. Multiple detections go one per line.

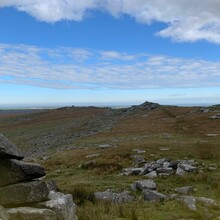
(0, 101), (220, 219)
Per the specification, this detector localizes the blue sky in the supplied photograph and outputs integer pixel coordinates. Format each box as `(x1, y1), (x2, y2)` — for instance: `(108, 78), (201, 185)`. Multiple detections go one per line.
(0, 1), (220, 108)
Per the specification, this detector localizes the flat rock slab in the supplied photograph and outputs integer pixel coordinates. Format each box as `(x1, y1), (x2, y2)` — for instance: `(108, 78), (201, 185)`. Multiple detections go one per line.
(37, 191), (77, 220)
(143, 189), (166, 202)
(0, 181), (49, 206)
(134, 179), (157, 191)
(0, 134), (24, 160)
(0, 159), (45, 187)
(6, 207), (57, 220)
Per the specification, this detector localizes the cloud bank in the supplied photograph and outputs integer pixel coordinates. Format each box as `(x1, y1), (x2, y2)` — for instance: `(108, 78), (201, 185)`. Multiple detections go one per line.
(0, 44), (220, 90)
(1, 0), (220, 43)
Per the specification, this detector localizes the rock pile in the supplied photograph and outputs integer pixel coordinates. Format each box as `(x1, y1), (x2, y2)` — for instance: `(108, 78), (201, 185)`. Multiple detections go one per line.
(0, 134), (77, 220)
(122, 158), (197, 177)
(209, 113), (220, 119)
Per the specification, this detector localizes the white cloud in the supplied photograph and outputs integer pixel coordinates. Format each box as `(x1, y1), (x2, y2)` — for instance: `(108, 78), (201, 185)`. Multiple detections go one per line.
(1, 1), (220, 43)
(0, 44), (220, 90)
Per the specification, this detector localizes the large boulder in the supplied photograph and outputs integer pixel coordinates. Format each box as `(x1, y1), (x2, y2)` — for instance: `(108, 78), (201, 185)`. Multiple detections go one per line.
(37, 191), (78, 220)
(0, 134), (24, 160)
(0, 159), (45, 187)
(0, 181), (49, 206)
(6, 207), (57, 220)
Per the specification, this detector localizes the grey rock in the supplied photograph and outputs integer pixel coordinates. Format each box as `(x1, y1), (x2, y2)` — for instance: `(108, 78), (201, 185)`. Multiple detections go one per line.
(134, 179), (157, 191)
(156, 167), (173, 174)
(37, 191), (77, 220)
(149, 162), (161, 171)
(209, 114), (220, 119)
(0, 181), (49, 206)
(130, 155), (145, 165)
(139, 162), (154, 175)
(47, 180), (58, 192)
(176, 167), (186, 176)
(0, 205), (8, 220)
(156, 158), (168, 165)
(98, 144), (116, 149)
(143, 189), (166, 202)
(0, 159), (45, 187)
(6, 207), (57, 220)
(177, 196), (197, 211)
(145, 171), (157, 178)
(122, 167), (142, 176)
(85, 153), (100, 159)
(132, 149), (146, 154)
(0, 134), (24, 160)
(94, 189), (134, 204)
(162, 161), (170, 168)
(197, 197), (218, 207)
(175, 186), (194, 195)
(179, 163), (197, 172)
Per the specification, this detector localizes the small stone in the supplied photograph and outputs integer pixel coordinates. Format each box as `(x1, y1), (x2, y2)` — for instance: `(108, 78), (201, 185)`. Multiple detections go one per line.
(159, 147), (170, 151)
(85, 153), (100, 159)
(132, 149), (146, 154)
(179, 163), (197, 172)
(156, 158), (167, 165)
(143, 189), (166, 202)
(177, 196), (197, 211)
(175, 186), (194, 195)
(122, 167), (142, 176)
(176, 167), (186, 176)
(135, 179), (157, 191)
(145, 171), (157, 178)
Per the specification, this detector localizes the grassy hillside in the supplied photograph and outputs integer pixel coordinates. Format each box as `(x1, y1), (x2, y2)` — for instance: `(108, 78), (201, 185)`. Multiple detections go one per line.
(0, 104), (220, 219)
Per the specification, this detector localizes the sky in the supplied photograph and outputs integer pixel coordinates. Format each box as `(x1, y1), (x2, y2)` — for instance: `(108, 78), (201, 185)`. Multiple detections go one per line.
(0, 0), (220, 108)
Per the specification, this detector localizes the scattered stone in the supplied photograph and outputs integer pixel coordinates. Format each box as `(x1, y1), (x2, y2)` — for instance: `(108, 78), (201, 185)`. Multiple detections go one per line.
(159, 147), (170, 151)
(37, 191), (78, 220)
(208, 167), (217, 171)
(175, 186), (194, 195)
(179, 163), (197, 172)
(206, 134), (219, 137)
(197, 197), (218, 207)
(130, 155), (145, 165)
(176, 167), (186, 176)
(209, 114), (220, 119)
(94, 189), (134, 204)
(85, 153), (101, 159)
(143, 189), (166, 202)
(122, 167), (143, 176)
(156, 167), (173, 174)
(177, 196), (197, 211)
(134, 179), (157, 191)
(98, 144), (116, 149)
(6, 207), (57, 220)
(0, 159), (45, 187)
(0, 205), (8, 220)
(0, 134), (24, 160)
(145, 171), (157, 178)
(132, 149), (146, 154)
(0, 181), (49, 206)
(139, 162), (154, 175)
(156, 158), (168, 165)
